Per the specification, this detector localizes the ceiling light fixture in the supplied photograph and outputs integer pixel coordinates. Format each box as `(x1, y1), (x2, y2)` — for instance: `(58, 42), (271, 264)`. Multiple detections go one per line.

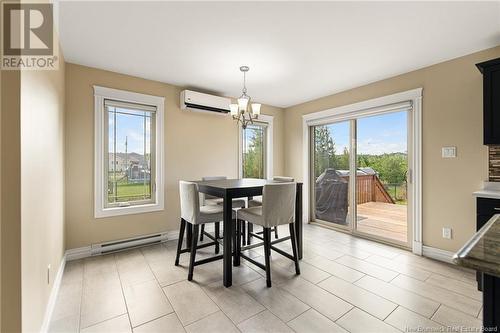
(230, 66), (260, 129)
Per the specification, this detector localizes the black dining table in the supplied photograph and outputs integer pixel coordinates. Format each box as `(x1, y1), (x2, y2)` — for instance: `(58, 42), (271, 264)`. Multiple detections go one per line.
(194, 178), (303, 287)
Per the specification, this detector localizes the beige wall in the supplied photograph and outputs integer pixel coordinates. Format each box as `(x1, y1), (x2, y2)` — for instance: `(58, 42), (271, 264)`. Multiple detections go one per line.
(65, 64), (285, 249)
(284, 45), (500, 252)
(20, 55), (66, 330)
(1, 70), (22, 332)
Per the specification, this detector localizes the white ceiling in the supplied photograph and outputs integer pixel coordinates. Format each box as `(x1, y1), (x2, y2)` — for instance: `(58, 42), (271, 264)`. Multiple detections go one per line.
(57, 1), (500, 108)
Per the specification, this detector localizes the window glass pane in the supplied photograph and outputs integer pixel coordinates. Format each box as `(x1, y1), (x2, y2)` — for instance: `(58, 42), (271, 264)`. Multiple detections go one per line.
(312, 122), (351, 226)
(106, 104), (154, 206)
(242, 124), (266, 179)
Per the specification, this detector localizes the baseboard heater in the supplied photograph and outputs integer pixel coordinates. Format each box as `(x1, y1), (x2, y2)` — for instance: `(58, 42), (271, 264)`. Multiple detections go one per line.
(91, 232), (169, 255)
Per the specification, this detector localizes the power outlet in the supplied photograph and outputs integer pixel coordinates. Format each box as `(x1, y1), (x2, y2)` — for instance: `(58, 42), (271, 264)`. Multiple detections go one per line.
(442, 227), (452, 239)
(47, 264), (51, 285)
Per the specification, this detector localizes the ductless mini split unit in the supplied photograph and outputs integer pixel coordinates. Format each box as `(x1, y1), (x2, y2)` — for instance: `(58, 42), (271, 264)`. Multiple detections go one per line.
(180, 90), (231, 114)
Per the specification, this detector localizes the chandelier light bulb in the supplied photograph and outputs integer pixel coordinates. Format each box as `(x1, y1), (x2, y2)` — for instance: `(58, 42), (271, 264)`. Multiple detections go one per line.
(251, 103), (261, 115)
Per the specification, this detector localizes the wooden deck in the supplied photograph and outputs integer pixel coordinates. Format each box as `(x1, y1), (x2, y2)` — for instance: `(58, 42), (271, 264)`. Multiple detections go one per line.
(356, 201), (407, 243)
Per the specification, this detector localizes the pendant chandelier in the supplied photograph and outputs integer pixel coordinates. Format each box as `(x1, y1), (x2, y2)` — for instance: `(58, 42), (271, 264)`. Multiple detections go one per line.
(230, 66), (261, 129)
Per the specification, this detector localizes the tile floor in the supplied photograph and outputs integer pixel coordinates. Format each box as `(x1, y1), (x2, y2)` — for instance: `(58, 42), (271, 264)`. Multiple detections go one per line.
(49, 223), (483, 333)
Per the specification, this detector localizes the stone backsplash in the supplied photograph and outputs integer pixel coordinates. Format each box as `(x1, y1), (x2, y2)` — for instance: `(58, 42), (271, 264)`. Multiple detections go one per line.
(489, 146), (500, 182)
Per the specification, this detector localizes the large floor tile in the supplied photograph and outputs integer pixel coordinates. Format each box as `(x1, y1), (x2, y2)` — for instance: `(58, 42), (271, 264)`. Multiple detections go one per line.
(237, 310), (293, 333)
(280, 277), (353, 321)
(348, 239), (402, 259)
(163, 281), (219, 325)
(83, 254), (117, 277)
(48, 314), (80, 333)
(61, 260), (84, 285)
(336, 308), (400, 333)
(364, 254), (431, 281)
(133, 313), (185, 333)
(393, 253), (467, 279)
(325, 241), (372, 260)
(318, 275), (397, 320)
(384, 307), (443, 332)
(391, 275), (482, 317)
(51, 280), (82, 322)
(80, 269), (127, 328)
(141, 244), (177, 263)
(305, 255), (365, 283)
(431, 305), (482, 329)
(287, 309), (347, 333)
(116, 250), (156, 286)
(335, 255), (399, 282)
(185, 311), (239, 333)
(203, 280), (265, 324)
(80, 314), (132, 333)
(242, 278), (309, 322)
(425, 273), (482, 301)
(229, 262), (262, 286)
(123, 280), (174, 327)
(273, 255), (331, 284)
(355, 275), (440, 318)
(147, 259), (188, 287)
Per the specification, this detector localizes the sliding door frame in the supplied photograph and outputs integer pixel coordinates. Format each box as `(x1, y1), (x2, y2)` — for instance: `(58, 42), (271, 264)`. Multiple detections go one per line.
(302, 88), (422, 255)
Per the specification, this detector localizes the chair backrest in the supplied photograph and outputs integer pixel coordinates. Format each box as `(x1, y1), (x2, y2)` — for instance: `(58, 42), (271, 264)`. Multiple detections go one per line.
(273, 176), (294, 182)
(179, 181), (200, 224)
(201, 176), (227, 202)
(262, 182), (296, 227)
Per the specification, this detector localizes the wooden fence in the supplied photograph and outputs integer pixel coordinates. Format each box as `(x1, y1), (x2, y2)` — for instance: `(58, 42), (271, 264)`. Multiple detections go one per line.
(340, 174), (395, 204)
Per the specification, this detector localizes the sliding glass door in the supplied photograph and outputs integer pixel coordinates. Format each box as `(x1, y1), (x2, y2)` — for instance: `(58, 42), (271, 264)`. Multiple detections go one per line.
(311, 108), (411, 247)
(312, 121), (352, 229)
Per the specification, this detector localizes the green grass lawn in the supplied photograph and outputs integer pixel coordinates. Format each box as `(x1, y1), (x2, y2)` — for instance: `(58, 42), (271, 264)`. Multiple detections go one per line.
(385, 184), (407, 205)
(108, 181), (151, 203)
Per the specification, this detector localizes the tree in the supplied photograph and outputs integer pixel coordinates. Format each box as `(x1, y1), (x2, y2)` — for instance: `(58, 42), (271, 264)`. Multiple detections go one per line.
(314, 126), (337, 178)
(243, 126), (265, 178)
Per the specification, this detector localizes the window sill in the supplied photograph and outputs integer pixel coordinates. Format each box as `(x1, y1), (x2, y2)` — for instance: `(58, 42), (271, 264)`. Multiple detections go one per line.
(95, 202), (164, 218)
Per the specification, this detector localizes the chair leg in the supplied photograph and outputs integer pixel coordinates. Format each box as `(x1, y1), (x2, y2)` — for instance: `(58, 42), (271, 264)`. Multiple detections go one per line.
(235, 219), (241, 266)
(274, 226), (279, 239)
(289, 223), (301, 275)
(186, 224), (193, 249)
(215, 222), (220, 254)
(247, 222), (253, 245)
(200, 224), (205, 241)
(188, 224), (199, 281)
(241, 220), (246, 246)
(175, 218), (186, 266)
(263, 228), (272, 287)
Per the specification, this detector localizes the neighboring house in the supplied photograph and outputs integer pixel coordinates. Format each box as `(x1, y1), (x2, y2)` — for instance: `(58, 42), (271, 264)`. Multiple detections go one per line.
(108, 152), (145, 172)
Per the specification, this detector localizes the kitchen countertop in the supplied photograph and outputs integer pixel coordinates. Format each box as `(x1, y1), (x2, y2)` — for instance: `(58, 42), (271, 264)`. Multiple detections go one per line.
(473, 189), (500, 199)
(453, 214), (500, 278)
(473, 181), (500, 199)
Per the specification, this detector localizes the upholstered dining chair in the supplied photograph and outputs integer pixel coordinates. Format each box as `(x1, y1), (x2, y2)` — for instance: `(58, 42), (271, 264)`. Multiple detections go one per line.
(247, 176), (295, 242)
(199, 176), (246, 243)
(237, 182), (300, 287)
(175, 181), (236, 281)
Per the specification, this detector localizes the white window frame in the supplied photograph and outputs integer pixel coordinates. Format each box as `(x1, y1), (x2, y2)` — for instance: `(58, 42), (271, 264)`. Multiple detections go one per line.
(94, 86), (165, 218)
(302, 88), (422, 255)
(238, 114), (274, 179)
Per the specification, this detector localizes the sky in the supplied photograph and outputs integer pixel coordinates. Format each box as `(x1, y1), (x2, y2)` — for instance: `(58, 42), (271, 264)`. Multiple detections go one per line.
(108, 108), (152, 154)
(326, 110), (407, 155)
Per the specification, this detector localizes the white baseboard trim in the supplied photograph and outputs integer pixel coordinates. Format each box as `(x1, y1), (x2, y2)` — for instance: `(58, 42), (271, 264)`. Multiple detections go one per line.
(40, 254), (66, 333)
(422, 245), (455, 264)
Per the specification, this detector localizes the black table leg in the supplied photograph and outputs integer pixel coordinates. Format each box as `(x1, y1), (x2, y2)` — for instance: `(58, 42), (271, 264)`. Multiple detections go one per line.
(223, 192), (233, 287)
(295, 183), (303, 259)
(483, 273), (500, 330)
